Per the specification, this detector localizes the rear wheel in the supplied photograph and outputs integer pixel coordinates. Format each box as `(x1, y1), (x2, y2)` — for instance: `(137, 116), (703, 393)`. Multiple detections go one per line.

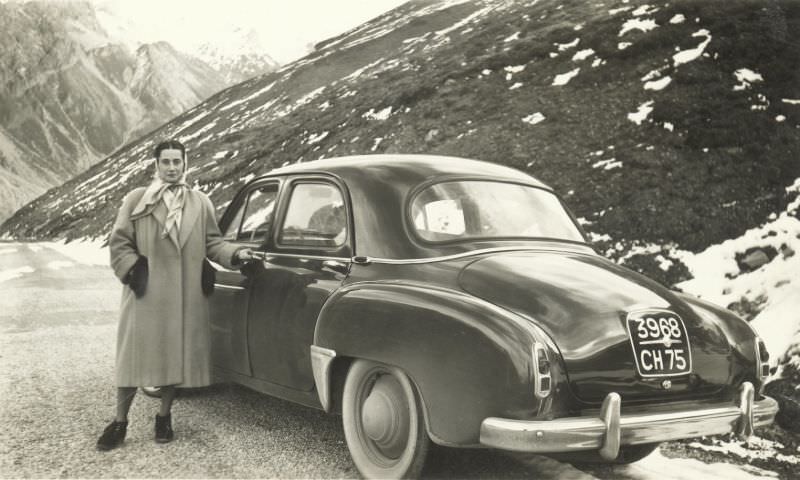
(342, 359), (431, 479)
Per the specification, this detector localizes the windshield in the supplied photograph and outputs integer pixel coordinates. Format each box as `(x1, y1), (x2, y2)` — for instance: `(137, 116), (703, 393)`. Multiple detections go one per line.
(410, 181), (585, 243)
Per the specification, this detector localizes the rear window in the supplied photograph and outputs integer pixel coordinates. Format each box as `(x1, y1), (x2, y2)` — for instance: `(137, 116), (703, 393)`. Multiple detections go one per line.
(410, 181), (584, 243)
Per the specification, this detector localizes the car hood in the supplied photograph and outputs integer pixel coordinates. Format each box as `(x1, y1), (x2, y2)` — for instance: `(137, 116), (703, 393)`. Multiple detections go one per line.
(458, 250), (736, 405)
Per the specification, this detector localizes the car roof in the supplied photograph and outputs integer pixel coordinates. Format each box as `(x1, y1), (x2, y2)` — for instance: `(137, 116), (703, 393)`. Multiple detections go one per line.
(259, 154), (550, 189)
(255, 154), (566, 259)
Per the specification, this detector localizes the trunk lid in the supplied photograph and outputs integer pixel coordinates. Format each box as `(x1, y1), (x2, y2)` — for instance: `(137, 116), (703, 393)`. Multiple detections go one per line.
(458, 250), (733, 405)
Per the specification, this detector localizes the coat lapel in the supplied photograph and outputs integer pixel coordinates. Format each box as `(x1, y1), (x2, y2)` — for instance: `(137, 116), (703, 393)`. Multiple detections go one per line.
(179, 191), (202, 249)
(151, 201), (180, 250)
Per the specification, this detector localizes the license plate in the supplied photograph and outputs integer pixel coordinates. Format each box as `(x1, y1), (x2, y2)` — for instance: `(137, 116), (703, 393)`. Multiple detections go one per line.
(626, 310), (692, 377)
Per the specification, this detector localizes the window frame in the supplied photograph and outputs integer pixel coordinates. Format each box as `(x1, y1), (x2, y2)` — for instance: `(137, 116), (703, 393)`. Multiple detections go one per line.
(220, 178), (283, 248)
(273, 175), (352, 257)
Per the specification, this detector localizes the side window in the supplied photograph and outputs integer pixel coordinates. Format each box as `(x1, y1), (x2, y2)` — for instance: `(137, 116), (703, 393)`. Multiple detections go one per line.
(223, 184), (279, 243)
(278, 183), (347, 248)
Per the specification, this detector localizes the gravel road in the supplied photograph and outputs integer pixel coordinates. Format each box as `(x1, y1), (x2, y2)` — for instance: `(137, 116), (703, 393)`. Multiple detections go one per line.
(0, 242), (779, 479)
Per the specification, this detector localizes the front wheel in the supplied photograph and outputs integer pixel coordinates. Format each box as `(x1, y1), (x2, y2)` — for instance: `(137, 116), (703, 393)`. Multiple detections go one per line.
(341, 359), (431, 479)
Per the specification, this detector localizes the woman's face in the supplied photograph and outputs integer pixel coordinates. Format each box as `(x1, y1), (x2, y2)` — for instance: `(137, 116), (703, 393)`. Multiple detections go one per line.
(157, 148), (185, 183)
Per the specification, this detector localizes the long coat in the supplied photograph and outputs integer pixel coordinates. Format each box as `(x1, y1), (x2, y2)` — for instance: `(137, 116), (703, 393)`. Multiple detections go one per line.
(109, 187), (240, 388)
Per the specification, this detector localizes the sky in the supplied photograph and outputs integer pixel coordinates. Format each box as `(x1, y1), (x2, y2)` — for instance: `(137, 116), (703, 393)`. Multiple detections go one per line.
(96, 0), (408, 63)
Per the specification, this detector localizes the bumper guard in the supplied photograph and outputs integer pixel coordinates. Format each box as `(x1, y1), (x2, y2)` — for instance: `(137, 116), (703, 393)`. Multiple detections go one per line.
(480, 382), (778, 460)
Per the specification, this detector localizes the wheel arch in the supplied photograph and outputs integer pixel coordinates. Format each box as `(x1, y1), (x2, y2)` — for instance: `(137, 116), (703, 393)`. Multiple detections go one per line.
(311, 282), (542, 446)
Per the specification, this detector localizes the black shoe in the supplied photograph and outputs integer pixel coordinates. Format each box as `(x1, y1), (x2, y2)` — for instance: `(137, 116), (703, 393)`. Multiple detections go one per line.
(155, 413), (174, 443)
(96, 420), (127, 451)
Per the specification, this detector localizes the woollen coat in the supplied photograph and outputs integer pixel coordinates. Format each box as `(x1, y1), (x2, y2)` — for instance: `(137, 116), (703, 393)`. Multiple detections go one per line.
(109, 187), (240, 388)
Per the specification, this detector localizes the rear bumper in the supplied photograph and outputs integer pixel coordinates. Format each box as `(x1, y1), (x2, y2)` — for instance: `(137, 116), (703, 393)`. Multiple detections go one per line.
(480, 382), (779, 460)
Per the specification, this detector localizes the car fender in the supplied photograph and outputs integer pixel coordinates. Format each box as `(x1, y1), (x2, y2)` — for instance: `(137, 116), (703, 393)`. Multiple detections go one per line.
(312, 281), (553, 447)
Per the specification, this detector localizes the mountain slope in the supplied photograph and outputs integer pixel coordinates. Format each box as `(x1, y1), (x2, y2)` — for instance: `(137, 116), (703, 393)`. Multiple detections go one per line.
(0, 1), (272, 223)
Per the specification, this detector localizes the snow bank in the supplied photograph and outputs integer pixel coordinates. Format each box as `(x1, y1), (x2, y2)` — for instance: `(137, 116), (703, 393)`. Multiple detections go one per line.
(676, 178), (800, 364)
(623, 448), (779, 479)
(41, 239), (109, 267)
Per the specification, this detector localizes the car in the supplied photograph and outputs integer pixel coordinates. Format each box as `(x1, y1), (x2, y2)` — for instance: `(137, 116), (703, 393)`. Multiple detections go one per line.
(206, 154), (778, 478)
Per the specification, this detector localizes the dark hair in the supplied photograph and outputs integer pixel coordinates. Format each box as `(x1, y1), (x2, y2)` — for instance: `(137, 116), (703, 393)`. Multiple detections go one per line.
(154, 139), (186, 160)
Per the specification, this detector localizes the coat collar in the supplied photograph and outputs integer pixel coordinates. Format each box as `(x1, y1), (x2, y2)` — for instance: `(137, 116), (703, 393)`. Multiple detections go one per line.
(149, 191), (201, 250)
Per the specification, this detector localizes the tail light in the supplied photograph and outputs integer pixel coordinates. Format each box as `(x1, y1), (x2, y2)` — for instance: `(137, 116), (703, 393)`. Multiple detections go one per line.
(533, 343), (552, 399)
(755, 337), (770, 381)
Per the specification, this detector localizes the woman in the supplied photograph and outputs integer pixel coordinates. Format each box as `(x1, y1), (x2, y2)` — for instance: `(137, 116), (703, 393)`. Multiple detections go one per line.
(97, 139), (253, 450)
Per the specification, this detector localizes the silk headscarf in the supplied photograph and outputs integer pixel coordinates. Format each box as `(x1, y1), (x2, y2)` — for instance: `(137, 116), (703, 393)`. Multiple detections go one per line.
(130, 156), (189, 240)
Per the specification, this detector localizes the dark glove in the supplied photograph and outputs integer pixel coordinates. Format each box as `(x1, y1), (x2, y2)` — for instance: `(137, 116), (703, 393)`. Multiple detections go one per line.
(124, 255), (148, 298)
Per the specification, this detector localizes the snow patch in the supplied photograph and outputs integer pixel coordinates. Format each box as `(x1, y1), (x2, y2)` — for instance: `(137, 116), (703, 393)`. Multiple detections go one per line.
(307, 132), (329, 145)
(628, 100), (654, 125)
(504, 32), (520, 42)
(363, 106), (393, 121)
(509, 82), (523, 90)
(620, 18), (658, 37)
(46, 260), (75, 270)
(0, 266), (35, 283)
(618, 42), (633, 50)
(572, 49), (595, 61)
(782, 98), (800, 105)
(504, 65), (526, 74)
(689, 436), (799, 466)
(212, 151), (229, 160)
(592, 158), (623, 170)
(42, 239), (108, 267)
(552, 68), (580, 86)
(664, 122), (675, 131)
(522, 113), (546, 125)
(733, 68), (764, 91)
(370, 137), (384, 152)
(776, 115), (786, 122)
(555, 38), (580, 51)
(670, 14), (686, 24)
(644, 76), (672, 91)
(673, 29), (712, 67)
(609, 6), (634, 15)
(632, 4), (658, 16)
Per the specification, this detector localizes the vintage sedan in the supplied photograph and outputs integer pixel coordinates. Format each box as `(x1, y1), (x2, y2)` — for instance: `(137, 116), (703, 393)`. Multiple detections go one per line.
(206, 154), (778, 478)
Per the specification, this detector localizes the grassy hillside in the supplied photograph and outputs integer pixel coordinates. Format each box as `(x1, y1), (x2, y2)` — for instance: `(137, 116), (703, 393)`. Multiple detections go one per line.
(3, 0), (798, 285)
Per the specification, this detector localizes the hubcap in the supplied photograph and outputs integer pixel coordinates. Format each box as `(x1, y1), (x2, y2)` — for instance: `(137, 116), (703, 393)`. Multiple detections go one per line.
(361, 374), (410, 459)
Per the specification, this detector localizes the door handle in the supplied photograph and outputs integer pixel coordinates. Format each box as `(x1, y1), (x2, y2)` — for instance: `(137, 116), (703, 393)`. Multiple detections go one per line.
(322, 260), (349, 274)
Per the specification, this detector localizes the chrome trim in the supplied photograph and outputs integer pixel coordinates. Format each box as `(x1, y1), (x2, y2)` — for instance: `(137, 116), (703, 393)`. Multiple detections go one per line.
(532, 343), (552, 399)
(479, 382), (778, 456)
(599, 392), (621, 460)
(214, 283), (245, 291)
(253, 251), (351, 263)
(310, 346), (337, 413)
(362, 246), (594, 265)
(737, 382), (755, 438)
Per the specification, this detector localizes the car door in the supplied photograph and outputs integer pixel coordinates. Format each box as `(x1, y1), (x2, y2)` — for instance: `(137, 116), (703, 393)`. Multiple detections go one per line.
(209, 180), (281, 377)
(246, 175), (352, 391)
